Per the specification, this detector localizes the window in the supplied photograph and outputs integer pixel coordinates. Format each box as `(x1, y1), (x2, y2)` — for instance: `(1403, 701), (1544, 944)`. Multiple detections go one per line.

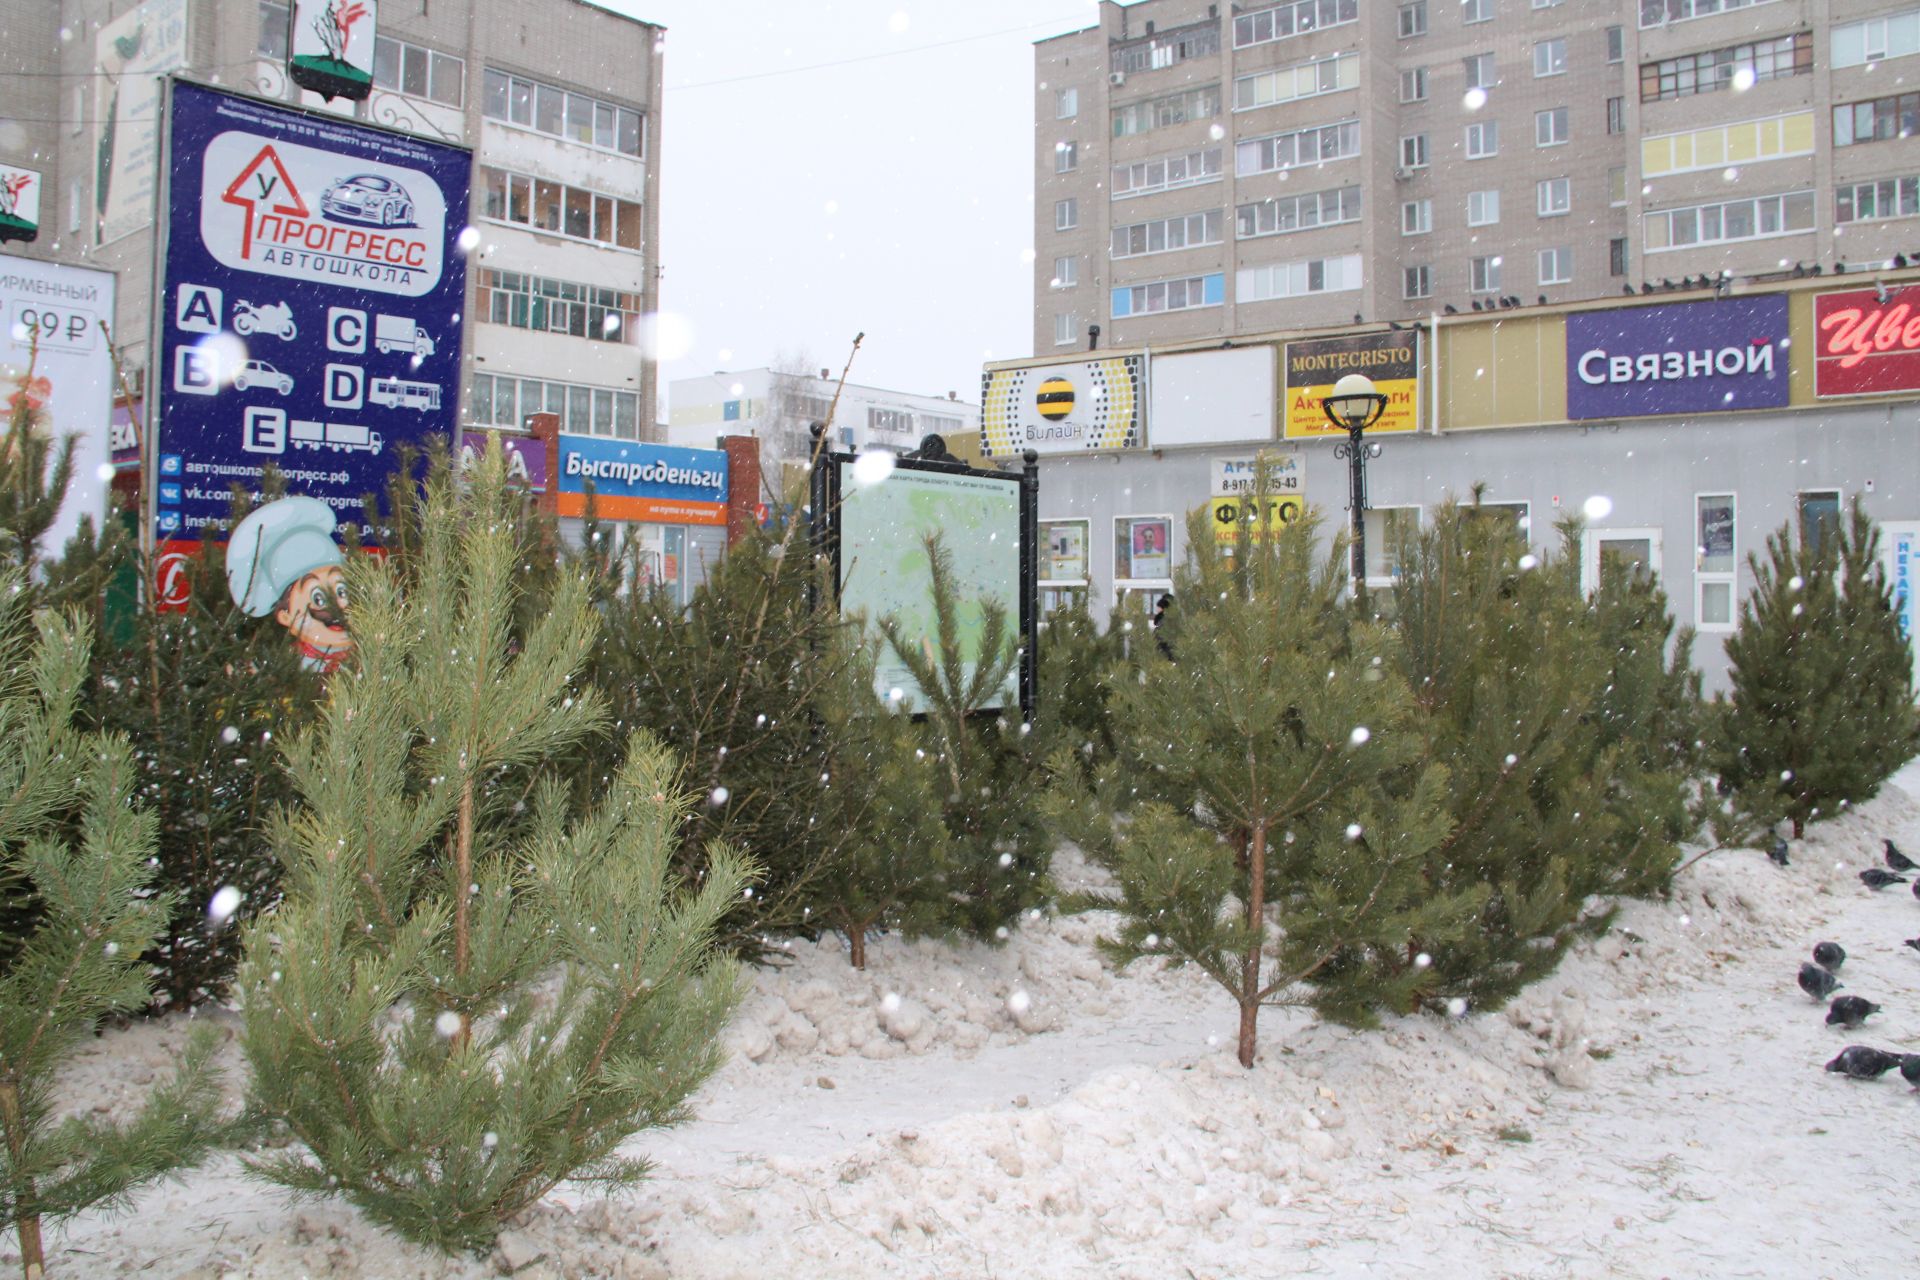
(1606, 24), (1625, 62)
(1468, 188), (1501, 224)
(1610, 236), (1629, 275)
(1467, 500), (1530, 539)
(483, 70), (643, 157)
(1110, 272), (1226, 316)
(1639, 32), (1811, 102)
(1608, 165), (1628, 206)
(1644, 112), (1815, 176)
(476, 269), (643, 346)
(1538, 246), (1572, 284)
(480, 167), (642, 249)
(1402, 199), (1433, 234)
(1365, 507), (1421, 583)
(467, 373), (639, 440)
(1537, 177), (1571, 215)
(1400, 1), (1429, 36)
(1470, 254), (1502, 292)
(257, 1), (289, 59)
(1696, 493), (1736, 631)
(1112, 86), (1222, 137)
(1464, 53), (1496, 90)
(1405, 264), (1433, 298)
(1237, 185), (1363, 238)
(1834, 94), (1920, 148)
(1234, 54), (1360, 111)
(867, 408), (914, 439)
(1111, 210), (1226, 258)
(1115, 146), (1225, 197)
(1057, 87), (1079, 119)
(1115, 517), (1175, 585)
(1534, 38), (1567, 77)
(1040, 519), (1092, 588)
(1582, 529), (1663, 597)
(1236, 254), (1364, 301)
(1834, 9), (1920, 67)
(1052, 255), (1079, 287)
(1643, 190), (1816, 250)
(1233, 0), (1359, 48)
(1536, 107), (1569, 146)
(1401, 133), (1430, 168)
(1533, 0), (1564, 8)
(1463, 0), (1493, 23)
(1798, 490), (1840, 556)
(1115, 22), (1223, 71)
(1640, 0), (1779, 27)
(374, 36), (464, 107)
(1056, 141), (1079, 173)
(1056, 198), (1079, 231)
(1054, 313), (1077, 346)
(1838, 175), (1920, 224)
(1401, 67), (1430, 102)
(1466, 121), (1498, 158)
(1237, 121), (1362, 176)
(1607, 97), (1625, 135)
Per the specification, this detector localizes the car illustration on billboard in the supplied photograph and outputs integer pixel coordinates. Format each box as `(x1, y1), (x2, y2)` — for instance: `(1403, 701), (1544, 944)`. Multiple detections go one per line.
(319, 173), (416, 227)
(234, 359), (294, 394)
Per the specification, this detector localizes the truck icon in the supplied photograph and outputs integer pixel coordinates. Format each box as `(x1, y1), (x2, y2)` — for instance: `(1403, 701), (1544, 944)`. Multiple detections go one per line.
(369, 378), (442, 412)
(374, 315), (435, 357)
(290, 421), (384, 455)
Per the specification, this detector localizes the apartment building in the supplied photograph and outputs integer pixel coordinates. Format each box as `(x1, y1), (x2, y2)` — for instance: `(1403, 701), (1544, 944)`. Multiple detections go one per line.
(1035, 0), (1920, 352)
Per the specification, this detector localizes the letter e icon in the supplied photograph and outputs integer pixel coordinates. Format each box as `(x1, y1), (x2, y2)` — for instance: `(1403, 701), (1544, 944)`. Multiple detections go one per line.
(242, 406), (287, 454)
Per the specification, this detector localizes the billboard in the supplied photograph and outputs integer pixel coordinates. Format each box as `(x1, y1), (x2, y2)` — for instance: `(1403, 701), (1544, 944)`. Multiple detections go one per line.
(1814, 287), (1920, 398)
(980, 355), (1142, 457)
(1566, 296), (1788, 419)
(1148, 347), (1275, 447)
(836, 462), (1022, 713)
(458, 429), (547, 491)
(0, 165), (41, 243)
(556, 436), (727, 524)
(95, 0), (190, 246)
(1, 259), (119, 556)
(1283, 331), (1420, 439)
(154, 79), (470, 543)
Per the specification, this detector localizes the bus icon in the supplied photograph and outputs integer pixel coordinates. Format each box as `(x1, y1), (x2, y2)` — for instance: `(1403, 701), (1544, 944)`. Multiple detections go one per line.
(368, 378), (442, 412)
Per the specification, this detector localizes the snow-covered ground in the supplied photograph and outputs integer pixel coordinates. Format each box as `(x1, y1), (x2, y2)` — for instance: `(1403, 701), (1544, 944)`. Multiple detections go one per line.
(32, 766), (1920, 1279)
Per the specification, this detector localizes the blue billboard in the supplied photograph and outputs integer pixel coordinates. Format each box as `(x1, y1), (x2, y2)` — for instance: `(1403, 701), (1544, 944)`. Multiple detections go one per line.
(1565, 295), (1789, 421)
(555, 436), (728, 526)
(154, 79), (470, 541)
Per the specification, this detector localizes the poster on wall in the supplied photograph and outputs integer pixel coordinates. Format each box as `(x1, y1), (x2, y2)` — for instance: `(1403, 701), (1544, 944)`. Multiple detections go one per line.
(1283, 331), (1420, 439)
(1208, 495), (1303, 550)
(153, 79), (471, 545)
(1149, 346), (1276, 447)
(1814, 286), (1920, 398)
(289, 0), (379, 102)
(0, 165), (41, 243)
(94, 0), (190, 246)
(1566, 296), (1789, 418)
(1212, 453), (1303, 498)
(1115, 516), (1172, 581)
(980, 355), (1143, 457)
(1040, 519), (1088, 582)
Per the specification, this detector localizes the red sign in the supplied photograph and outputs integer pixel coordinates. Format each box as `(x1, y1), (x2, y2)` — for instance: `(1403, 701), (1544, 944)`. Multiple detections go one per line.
(1814, 287), (1920, 397)
(153, 539), (202, 613)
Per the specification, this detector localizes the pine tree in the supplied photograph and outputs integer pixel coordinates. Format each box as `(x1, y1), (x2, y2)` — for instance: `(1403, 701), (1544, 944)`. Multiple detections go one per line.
(0, 360), (76, 586)
(1712, 497), (1919, 836)
(1045, 506), (1471, 1065)
(1036, 593), (1139, 782)
(0, 573), (227, 1280)
(236, 444), (751, 1254)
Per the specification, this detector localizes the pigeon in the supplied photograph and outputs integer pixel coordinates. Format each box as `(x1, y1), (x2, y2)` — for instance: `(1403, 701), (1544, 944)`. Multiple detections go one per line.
(1886, 839), (1917, 872)
(1860, 868), (1908, 890)
(1813, 941), (1846, 972)
(1826, 1046), (1905, 1079)
(1769, 836), (1790, 866)
(1799, 962), (1843, 1000)
(1903, 1055), (1920, 1088)
(1906, 937), (1920, 954)
(1826, 995), (1881, 1029)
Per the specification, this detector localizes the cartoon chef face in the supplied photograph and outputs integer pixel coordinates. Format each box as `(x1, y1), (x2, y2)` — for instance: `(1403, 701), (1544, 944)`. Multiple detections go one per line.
(275, 562), (349, 656)
(226, 495), (353, 673)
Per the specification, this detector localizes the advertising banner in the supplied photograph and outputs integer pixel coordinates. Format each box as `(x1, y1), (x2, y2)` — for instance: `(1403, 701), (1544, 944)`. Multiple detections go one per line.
(95, 0), (189, 246)
(1212, 452), (1303, 498)
(1283, 332), (1419, 439)
(458, 429), (547, 491)
(1813, 287), (1920, 398)
(289, 0), (379, 102)
(0, 165), (41, 243)
(155, 80), (470, 543)
(980, 355), (1143, 457)
(111, 400), (143, 471)
(1149, 347), (1275, 447)
(1114, 516), (1173, 581)
(556, 436), (727, 524)
(1566, 296), (1788, 419)
(1, 259), (119, 555)
(1209, 494), (1304, 550)
(1039, 519), (1088, 582)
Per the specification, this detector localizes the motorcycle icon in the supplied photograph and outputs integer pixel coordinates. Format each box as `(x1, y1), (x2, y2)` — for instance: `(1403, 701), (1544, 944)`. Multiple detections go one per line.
(233, 300), (297, 341)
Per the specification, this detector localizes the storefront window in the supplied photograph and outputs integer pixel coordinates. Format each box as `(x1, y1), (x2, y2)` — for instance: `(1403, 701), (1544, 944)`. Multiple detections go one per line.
(1115, 515), (1174, 584)
(1696, 492), (1736, 631)
(1040, 519), (1091, 590)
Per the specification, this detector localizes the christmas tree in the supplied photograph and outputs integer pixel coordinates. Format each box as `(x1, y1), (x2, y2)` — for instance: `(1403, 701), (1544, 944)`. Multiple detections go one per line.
(237, 444), (751, 1254)
(0, 573), (227, 1278)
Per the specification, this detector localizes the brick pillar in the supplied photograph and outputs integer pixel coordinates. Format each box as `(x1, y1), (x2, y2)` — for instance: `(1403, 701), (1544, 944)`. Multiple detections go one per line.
(722, 435), (763, 545)
(527, 412), (560, 518)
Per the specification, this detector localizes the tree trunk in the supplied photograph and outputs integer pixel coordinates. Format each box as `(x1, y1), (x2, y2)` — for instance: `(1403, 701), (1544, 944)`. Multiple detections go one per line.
(0, 1082), (44, 1280)
(1791, 813), (1805, 839)
(848, 924), (866, 971)
(452, 777), (474, 1052)
(1237, 822), (1267, 1070)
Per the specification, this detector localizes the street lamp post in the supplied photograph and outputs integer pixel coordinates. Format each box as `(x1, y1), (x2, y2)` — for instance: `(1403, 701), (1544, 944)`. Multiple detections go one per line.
(1321, 373), (1390, 600)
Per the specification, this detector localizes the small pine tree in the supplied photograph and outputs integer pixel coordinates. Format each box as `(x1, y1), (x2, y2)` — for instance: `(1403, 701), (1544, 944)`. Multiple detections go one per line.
(1712, 497), (1920, 836)
(236, 445), (751, 1254)
(1036, 593), (1137, 782)
(0, 575), (227, 1280)
(0, 360), (76, 585)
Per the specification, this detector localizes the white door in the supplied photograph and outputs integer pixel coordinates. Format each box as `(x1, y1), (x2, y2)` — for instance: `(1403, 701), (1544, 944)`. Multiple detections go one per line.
(1581, 527), (1663, 596)
(1878, 520), (1920, 693)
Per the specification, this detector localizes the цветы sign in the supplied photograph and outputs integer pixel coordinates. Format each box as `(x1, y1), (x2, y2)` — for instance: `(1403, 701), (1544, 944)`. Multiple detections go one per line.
(1814, 286), (1920, 397)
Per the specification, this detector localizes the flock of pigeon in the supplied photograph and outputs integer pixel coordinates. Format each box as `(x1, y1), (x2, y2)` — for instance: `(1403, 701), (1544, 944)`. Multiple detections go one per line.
(1785, 836), (1920, 1086)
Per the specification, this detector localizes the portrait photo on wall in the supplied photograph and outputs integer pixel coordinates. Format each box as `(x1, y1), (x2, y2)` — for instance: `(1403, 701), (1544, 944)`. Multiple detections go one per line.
(1116, 516), (1173, 582)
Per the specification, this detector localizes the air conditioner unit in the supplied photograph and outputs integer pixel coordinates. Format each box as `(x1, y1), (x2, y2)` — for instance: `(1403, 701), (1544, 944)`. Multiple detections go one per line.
(1109, 71), (1126, 87)
(1393, 167), (1414, 181)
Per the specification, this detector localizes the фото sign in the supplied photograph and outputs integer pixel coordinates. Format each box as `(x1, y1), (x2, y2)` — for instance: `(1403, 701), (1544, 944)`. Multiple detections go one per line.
(980, 356), (1143, 457)
(0, 165), (41, 243)
(1283, 332), (1420, 439)
(556, 436), (728, 525)
(1566, 296), (1788, 419)
(289, 0), (378, 102)
(155, 80), (470, 543)
(1813, 287), (1920, 398)
(95, 0), (189, 246)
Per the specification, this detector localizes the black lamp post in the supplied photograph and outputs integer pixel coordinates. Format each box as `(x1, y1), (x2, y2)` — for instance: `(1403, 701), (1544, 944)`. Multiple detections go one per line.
(1321, 373), (1390, 599)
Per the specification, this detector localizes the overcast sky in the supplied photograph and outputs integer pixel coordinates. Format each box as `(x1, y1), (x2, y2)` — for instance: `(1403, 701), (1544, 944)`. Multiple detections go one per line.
(589, 1), (1097, 411)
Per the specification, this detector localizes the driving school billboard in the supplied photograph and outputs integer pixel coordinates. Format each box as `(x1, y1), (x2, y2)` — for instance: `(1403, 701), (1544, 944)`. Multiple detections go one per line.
(980, 355), (1143, 457)
(1283, 331), (1420, 440)
(154, 79), (470, 543)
